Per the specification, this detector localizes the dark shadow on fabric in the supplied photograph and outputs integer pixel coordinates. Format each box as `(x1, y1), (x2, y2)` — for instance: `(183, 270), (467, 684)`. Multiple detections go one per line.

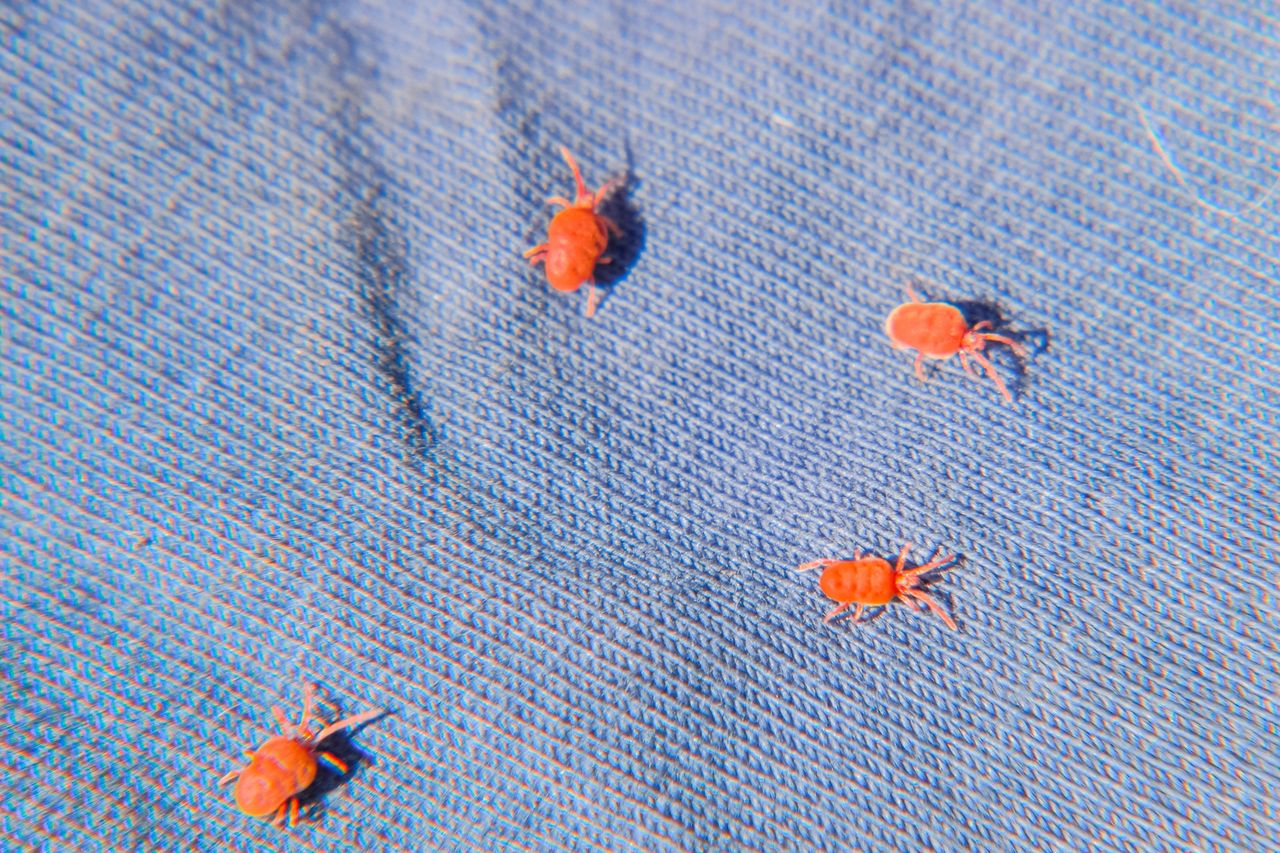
(177, 9), (439, 464)
(953, 299), (1050, 399)
(841, 606), (890, 628)
(295, 722), (378, 822)
(911, 551), (964, 631)
(332, 98), (440, 462)
(592, 148), (646, 292)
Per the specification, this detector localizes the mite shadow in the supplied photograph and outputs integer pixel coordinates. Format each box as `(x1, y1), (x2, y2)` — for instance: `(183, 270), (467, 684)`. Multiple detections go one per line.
(953, 299), (1051, 400)
(836, 606), (892, 629)
(592, 165), (646, 293)
(834, 594), (962, 630)
(295, 717), (382, 822)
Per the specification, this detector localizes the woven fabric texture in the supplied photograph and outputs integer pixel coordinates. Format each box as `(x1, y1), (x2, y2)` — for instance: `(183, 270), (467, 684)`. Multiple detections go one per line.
(3, 0), (1278, 850)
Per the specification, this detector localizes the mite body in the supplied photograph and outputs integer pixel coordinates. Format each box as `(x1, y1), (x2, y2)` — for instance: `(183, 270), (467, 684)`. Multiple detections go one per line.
(796, 543), (958, 630)
(884, 287), (1027, 404)
(524, 146), (620, 317)
(219, 683), (382, 827)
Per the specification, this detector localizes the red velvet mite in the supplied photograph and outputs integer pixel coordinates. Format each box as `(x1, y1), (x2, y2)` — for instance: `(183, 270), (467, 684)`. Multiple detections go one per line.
(524, 146), (621, 317)
(219, 683), (382, 827)
(884, 286), (1027, 404)
(796, 543), (958, 629)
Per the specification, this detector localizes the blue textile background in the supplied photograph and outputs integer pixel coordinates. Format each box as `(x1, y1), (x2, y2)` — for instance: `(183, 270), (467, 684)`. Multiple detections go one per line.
(3, 0), (1278, 850)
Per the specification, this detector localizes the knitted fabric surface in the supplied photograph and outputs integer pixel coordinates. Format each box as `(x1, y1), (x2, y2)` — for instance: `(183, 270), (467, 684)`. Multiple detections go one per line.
(3, 1), (1277, 850)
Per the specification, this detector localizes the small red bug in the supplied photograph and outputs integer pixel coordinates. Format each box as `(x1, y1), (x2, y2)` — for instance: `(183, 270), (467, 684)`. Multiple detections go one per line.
(523, 146), (621, 317)
(884, 286), (1028, 404)
(795, 543), (958, 629)
(219, 683), (382, 827)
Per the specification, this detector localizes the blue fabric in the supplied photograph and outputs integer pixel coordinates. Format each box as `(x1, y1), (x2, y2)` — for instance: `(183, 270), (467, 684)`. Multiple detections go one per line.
(4, 0), (1278, 850)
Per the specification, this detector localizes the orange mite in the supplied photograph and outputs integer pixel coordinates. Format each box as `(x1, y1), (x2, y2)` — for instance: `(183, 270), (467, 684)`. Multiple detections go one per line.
(219, 683), (382, 827)
(523, 146), (621, 317)
(795, 543), (958, 629)
(884, 287), (1028, 404)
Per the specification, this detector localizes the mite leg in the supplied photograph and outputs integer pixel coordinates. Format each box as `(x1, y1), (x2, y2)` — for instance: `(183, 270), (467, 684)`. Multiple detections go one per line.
(599, 214), (622, 238)
(905, 590), (958, 630)
(795, 559), (838, 572)
(970, 350), (1013, 405)
(893, 542), (913, 573)
(559, 145), (589, 201)
(980, 332), (1028, 358)
(272, 706), (292, 736)
(902, 550), (956, 577)
(297, 683), (318, 733)
(822, 601), (855, 623)
(314, 707), (385, 745)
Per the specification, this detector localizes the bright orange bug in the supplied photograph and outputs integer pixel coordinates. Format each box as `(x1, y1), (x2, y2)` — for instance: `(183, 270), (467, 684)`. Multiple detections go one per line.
(884, 286), (1028, 405)
(523, 146), (622, 317)
(219, 683), (383, 827)
(796, 543), (958, 629)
